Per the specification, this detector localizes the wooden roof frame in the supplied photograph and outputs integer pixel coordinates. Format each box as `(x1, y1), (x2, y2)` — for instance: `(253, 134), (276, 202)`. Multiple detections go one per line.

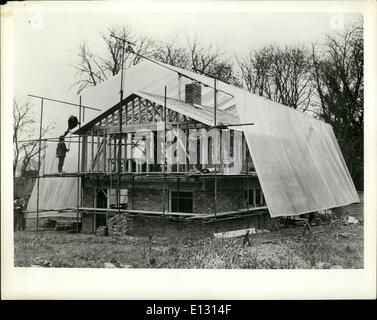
(73, 91), (239, 135)
(74, 93), (138, 135)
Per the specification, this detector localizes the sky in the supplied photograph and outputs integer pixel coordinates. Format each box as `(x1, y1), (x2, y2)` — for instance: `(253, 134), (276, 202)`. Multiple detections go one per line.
(9, 1), (362, 137)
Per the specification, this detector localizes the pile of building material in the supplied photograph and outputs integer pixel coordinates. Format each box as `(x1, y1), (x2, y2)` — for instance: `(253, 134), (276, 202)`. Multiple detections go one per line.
(108, 213), (134, 238)
(96, 226), (107, 237)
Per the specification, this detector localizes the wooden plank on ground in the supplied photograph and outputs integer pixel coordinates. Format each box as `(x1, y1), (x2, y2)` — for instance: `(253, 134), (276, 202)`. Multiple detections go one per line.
(213, 227), (256, 239)
(187, 206), (268, 220)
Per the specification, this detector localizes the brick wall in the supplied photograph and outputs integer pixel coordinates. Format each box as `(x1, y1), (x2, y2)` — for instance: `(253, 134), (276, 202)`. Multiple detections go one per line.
(193, 189), (244, 213)
(106, 211), (272, 239)
(131, 189), (168, 211)
(130, 188), (248, 214)
(80, 176), (267, 235)
(82, 187), (95, 207)
(81, 187), (96, 233)
(82, 176), (262, 214)
(82, 212), (94, 233)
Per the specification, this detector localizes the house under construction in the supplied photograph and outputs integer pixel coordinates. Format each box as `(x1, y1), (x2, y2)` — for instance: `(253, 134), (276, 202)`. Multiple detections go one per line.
(26, 57), (360, 236)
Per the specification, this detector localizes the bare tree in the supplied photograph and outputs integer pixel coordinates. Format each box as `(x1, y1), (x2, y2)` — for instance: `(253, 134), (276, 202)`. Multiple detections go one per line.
(237, 45), (314, 111)
(72, 26), (154, 93)
(14, 98), (32, 174)
(237, 46), (274, 96)
(73, 28), (240, 92)
(188, 36), (223, 74)
(152, 36), (239, 85)
(101, 26), (155, 74)
(311, 21), (363, 189)
(13, 98), (54, 176)
(152, 37), (190, 68)
(271, 45), (314, 111)
(187, 37), (239, 85)
(71, 41), (106, 93)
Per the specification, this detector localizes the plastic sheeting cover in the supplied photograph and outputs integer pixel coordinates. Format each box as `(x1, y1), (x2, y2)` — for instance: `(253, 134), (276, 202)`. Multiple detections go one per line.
(26, 140), (79, 217)
(79, 60), (235, 124)
(27, 58), (359, 218)
(234, 88), (359, 217)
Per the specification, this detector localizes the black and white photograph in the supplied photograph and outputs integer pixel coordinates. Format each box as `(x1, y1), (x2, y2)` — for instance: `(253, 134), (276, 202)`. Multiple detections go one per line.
(1, 0), (376, 300)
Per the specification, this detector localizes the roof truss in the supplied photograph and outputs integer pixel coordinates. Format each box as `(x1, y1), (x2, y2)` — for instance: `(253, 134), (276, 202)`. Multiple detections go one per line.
(79, 93), (203, 135)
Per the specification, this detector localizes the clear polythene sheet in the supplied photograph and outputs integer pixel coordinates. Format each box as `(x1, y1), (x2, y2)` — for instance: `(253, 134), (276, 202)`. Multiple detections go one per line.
(26, 141), (79, 217)
(26, 58), (360, 218)
(234, 89), (359, 217)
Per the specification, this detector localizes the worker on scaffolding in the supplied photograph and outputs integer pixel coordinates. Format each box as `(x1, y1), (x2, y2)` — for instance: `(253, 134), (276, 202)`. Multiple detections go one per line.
(56, 135), (69, 173)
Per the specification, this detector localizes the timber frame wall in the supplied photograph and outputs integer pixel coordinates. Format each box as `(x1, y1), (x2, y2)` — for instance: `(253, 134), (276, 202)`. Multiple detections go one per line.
(78, 93), (254, 175)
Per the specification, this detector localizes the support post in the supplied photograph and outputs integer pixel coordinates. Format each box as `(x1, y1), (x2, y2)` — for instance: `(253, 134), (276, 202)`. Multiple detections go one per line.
(76, 96), (82, 233)
(214, 79), (217, 127)
(91, 134), (94, 171)
(132, 175), (135, 210)
(177, 176), (180, 213)
(103, 132), (107, 172)
(116, 39), (127, 213)
(132, 99), (135, 124)
(118, 106), (123, 214)
(81, 136), (87, 172)
(176, 176), (180, 229)
(162, 86), (167, 221)
(176, 123), (180, 173)
(178, 74), (182, 100)
(36, 97), (44, 231)
(96, 133), (100, 172)
(117, 36), (126, 213)
(246, 147), (250, 228)
(213, 78), (217, 227)
(127, 133), (132, 172)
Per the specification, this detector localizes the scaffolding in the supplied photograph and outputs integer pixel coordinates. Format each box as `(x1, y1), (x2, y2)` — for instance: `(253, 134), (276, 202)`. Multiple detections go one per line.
(23, 44), (265, 234)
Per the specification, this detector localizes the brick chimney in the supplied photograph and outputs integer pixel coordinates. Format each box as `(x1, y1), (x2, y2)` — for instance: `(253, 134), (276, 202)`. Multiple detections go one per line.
(185, 82), (202, 105)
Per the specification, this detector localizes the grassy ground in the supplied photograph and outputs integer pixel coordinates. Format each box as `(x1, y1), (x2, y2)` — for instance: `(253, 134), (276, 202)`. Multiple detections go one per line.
(14, 223), (363, 269)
